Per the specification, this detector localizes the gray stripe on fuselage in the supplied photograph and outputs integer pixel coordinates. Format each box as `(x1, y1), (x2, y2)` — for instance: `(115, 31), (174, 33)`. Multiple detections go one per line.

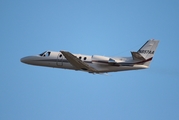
(32, 59), (92, 63)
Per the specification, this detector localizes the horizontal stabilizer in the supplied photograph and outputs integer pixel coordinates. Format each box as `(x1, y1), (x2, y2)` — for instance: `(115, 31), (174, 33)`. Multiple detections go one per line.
(131, 51), (145, 60)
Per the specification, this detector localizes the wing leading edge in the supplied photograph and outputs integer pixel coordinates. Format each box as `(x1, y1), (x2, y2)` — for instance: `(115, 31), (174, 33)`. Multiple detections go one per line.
(60, 51), (98, 73)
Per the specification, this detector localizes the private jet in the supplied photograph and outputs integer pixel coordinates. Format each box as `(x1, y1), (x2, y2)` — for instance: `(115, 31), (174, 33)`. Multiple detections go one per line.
(21, 39), (159, 73)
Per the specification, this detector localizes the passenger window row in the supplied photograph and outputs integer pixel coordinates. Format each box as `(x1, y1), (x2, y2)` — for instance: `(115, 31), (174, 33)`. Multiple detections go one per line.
(59, 54), (87, 60)
(79, 56), (87, 60)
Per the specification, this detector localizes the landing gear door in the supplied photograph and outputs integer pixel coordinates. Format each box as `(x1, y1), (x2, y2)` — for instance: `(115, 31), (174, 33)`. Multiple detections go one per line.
(57, 53), (63, 66)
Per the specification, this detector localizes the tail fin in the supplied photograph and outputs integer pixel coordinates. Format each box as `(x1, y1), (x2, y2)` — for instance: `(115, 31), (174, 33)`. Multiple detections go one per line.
(131, 39), (159, 66)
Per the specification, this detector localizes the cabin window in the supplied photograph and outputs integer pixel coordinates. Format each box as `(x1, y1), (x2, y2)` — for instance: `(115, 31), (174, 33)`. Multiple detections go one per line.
(79, 56), (82, 59)
(84, 57), (87, 60)
(59, 54), (62, 57)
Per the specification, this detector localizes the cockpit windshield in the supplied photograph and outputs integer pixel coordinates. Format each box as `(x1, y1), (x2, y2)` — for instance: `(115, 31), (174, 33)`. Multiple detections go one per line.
(39, 51), (51, 57)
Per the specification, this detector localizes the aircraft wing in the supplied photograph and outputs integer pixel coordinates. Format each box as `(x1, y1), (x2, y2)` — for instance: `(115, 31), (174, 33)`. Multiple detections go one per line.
(60, 51), (98, 73)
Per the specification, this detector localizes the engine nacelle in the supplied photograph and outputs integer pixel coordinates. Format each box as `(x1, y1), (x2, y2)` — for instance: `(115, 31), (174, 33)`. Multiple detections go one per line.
(92, 55), (109, 62)
(92, 55), (124, 64)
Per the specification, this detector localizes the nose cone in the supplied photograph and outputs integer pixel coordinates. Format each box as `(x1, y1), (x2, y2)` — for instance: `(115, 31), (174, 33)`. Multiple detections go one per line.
(20, 56), (31, 64)
(21, 56), (42, 66)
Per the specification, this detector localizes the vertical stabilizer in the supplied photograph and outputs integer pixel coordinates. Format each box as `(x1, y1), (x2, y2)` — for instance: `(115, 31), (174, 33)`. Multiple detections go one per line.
(132, 39), (159, 66)
(138, 40), (159, 59)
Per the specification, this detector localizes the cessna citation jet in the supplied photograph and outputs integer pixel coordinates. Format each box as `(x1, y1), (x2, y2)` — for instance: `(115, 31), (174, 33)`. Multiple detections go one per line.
(21, 40), (159, 74)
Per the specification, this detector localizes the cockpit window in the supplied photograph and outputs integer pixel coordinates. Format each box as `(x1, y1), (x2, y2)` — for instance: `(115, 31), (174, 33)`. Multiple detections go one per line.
(39, 51), (51, 57)
(47, 52), (51, 56)
(39, 51), (46, 56)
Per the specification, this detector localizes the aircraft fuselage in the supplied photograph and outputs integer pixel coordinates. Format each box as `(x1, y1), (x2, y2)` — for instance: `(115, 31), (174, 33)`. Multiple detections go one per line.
(21, 51), (147, 73)
(21, 40), (159, 73)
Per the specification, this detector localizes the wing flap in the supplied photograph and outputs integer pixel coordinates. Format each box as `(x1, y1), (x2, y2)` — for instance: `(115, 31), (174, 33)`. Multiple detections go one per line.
(60, 51), (98, 73)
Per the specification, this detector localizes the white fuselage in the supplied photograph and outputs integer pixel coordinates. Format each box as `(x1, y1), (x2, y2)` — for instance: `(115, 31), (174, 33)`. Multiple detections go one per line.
(21, 40), (159, 73)
(21, 51), (148, 73)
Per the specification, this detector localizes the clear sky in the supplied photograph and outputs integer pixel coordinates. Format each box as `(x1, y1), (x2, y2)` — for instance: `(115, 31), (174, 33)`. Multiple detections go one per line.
(1, 0), (179, 120)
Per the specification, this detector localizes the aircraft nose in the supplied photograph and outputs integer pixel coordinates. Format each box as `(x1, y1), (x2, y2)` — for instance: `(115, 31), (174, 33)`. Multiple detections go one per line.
(20, 56), (33, 64)
(21, 57), (29, 64)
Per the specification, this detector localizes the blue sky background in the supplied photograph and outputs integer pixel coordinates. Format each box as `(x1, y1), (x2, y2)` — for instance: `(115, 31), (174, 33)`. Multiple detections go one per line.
(1, 0), (179, 120)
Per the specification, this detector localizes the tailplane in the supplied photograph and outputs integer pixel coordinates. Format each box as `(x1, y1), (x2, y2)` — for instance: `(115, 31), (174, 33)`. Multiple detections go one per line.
(131, 39), (159, 66)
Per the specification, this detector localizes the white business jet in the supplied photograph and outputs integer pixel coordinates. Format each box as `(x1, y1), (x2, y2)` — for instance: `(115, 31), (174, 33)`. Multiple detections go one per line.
(21, 40), (159, 74)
